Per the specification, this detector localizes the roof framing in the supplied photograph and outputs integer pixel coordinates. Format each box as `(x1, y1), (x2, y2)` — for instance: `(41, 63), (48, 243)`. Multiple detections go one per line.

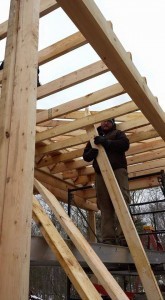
(0, 1), (165, 297)
(56, 0), (165, 140)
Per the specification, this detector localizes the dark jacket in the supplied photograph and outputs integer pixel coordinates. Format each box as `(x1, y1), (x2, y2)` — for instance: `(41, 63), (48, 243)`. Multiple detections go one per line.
(83, 125), (129, 173)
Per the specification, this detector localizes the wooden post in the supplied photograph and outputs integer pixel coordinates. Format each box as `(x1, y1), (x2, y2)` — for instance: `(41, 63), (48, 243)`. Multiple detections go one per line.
(85, 123), (163, 300)
(87, 211), (97, 243)
(0, 0), (39, 299)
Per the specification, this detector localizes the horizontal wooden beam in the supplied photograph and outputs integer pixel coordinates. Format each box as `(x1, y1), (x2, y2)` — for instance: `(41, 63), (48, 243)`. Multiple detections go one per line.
(36, 101), (138, 142)
(50, 147), (165, 175)
(0, 0), (59, 40)
(35, 148), (83, 168)
(129, 175), (162, 191)
(36, 135), (164, 169)
(36, 82), (125, 124)
(51, 159), (90, 174)
(35, 122), (158, 157)
(35, 133), (88, 156)
(127, 148), (165, 165)
(128, 158), (165, 174)
(128, 129), (158, 144)
(128, 138), (164, 155)
(59, 157), (165, 181)
(39, 0), (59, 17)
(81, 173), (163, 197)
(129, 165), (165, 179)
(0, 20), (7, 40)
(38, 31), (87, 65)
(37, 60), (108, 100)
(0, 31), (87, 84)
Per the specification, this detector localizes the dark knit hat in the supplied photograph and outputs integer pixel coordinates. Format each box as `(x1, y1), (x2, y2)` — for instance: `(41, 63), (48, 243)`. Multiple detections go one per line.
(107, 118), (115, 126)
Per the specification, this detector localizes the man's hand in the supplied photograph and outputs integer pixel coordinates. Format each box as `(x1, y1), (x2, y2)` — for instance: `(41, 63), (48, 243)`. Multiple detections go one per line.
(94, 136), (111, 150)
(94, 136), (106, 145)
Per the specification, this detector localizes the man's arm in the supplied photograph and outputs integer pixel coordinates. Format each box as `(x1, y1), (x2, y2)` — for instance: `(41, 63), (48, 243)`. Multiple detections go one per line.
(83, 142), (98, 162)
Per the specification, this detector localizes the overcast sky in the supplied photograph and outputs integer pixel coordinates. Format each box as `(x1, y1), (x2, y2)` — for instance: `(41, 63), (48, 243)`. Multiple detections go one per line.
(0, 0), (165, 112)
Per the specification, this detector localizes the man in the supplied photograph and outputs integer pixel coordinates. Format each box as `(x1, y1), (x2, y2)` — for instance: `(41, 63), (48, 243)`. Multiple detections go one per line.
(83, 118), (130, 245)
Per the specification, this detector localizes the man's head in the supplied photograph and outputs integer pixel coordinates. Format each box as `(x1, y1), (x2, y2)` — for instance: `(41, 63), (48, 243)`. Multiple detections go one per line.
(101, 118), (115, 132)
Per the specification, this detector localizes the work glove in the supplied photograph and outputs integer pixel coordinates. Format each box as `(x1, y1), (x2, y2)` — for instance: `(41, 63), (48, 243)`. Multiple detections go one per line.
(94, 136), (111, 150)
(94, 136), (106, 145)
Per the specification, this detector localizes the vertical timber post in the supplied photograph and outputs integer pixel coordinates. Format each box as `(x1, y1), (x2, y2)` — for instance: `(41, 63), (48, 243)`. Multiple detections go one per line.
(0, 0), (40, 299)
(87, 211), (97, 243)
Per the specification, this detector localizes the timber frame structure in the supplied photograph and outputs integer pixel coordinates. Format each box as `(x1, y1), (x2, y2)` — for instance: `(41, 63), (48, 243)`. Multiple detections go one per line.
(0, 1), (165, 300)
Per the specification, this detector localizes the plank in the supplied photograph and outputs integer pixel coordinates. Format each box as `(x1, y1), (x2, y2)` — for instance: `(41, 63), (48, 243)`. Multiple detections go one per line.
(35, 133), (88, 156)
(128, 158), (165, 173)
(35, 127), (156, 157)
(87, 173), (163, 191)
(35, 148), (84, 168)
(50, 147), (165, 176)
(129, 165), (165, 179)
(37, 60), (108, 100)
(128, 129), (158, 144)
(60, 154), (165, 179)
(40, 0), (59, 17)
(50, 159), (90, 174)
(127, 148), (165, 165)
(35, 136), (164, 169)
(38, 31), (87, 65)
(0, 31), (87, 85)
(128, 138), (164, 155)
(36, 101), (138, 142)
(36, 82), (125, 124)
(129, 175), (164, 190)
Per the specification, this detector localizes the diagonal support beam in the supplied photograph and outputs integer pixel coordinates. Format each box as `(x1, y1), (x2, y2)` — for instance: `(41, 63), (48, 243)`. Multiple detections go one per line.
(56, 0), (165, 140)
